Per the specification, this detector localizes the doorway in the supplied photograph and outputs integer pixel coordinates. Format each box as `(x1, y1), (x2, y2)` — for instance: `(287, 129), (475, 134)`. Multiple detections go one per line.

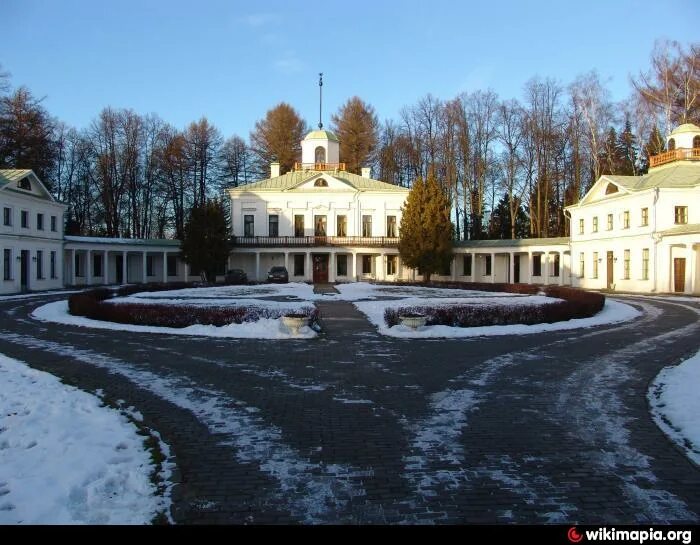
(514, 255), (520, 283)
(606, 251), (614, 289)
(313, 254), (329, 283)
(116, 255), (123, 284)
(674, 258), (686, 293)
(20, 250), (29, 291)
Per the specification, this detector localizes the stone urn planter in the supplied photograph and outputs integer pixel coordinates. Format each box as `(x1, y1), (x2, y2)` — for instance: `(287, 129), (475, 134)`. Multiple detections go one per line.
(399, 313), (427, 330)
(282, 314), (309, 336)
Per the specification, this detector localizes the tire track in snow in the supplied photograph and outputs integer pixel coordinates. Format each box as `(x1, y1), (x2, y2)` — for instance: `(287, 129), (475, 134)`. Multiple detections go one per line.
(400, 300), (670, 515)
(555, 301), (700, 522)
(0, 331), (372, 523)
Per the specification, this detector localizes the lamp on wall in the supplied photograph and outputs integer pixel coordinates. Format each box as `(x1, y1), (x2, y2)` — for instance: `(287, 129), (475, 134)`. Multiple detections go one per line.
(32, 256), (37, 262)
(614, 257), (618, 263)
(15, 255), (21, 261)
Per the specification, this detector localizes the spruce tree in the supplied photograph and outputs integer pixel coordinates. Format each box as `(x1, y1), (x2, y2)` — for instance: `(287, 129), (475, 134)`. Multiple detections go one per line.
(398, 171), (454, 282)
(180, 200), (229, 283)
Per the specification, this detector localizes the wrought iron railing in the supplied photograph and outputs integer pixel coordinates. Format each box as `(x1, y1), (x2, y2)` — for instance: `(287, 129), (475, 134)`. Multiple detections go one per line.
(232, 236), (399, 247)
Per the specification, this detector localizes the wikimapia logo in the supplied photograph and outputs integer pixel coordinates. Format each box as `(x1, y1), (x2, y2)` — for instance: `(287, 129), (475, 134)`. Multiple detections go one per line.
(567, 526), (693, 544)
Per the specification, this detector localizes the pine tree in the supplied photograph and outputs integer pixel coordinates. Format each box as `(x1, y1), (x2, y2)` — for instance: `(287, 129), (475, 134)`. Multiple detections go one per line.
(487, 195), (529, 239)
(398, 171), (454, 282)
(616, 118), (639, 176)
(180, 200), (229, 283)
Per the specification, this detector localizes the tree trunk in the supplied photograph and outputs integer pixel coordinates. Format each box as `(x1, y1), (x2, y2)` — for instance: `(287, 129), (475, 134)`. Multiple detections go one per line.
(423, 272), (431, 283)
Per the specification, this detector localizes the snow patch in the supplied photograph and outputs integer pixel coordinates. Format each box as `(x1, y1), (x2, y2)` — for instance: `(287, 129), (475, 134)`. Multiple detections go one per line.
(0, 353), (167, 524)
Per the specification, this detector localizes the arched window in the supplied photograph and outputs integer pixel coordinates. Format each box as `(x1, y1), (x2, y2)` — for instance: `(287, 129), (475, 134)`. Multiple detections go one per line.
(668, 138), (675, 151)
(314, 178), (328, 187)
(605, 183), (619, 195)
(315, 146), (326, 163)
(693, 135), (700, 149)
(17, 177), (31, 190)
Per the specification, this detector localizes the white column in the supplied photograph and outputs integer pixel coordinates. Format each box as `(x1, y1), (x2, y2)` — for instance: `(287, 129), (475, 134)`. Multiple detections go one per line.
(306, 252), (312, 281)
(380, 253), (386, 281)
(509, 252), (515, 284)
(351, 252), (357, 281)
(184, 262), (189, 283)
(328, 253), (335, 283)
(69, 249), (76, 285)
(284, 252), (289, 275)
(558, 251), (563, 285)
(142, 251), (148, 283)
(255, 253), (261, 282)
(451, 254), (458, 281)
(686, 245), (694, 294)
(162, 252), (168, 283)
(470, 253), (475, 282)
(122, 251), (128, 284)
(103, 250), (109, 284)
(86, 250), (92, 286)
(543, 252), (550, 286)
(527, 251), (532, 283)
(490, 252), (496, 283)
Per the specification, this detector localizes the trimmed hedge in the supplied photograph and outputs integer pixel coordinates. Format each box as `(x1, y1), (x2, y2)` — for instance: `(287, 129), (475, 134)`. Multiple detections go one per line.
(382, 283), (605, 328)
(68, 283), (318, 328)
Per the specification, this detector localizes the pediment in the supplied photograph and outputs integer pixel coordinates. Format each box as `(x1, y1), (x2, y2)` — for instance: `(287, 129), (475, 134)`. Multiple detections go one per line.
(289, 173), (356, 191)
(579, 176), (631, 205)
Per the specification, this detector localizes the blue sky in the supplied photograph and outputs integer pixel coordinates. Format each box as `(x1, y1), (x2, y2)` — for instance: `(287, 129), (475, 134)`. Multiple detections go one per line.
(3, 0), (698, 138)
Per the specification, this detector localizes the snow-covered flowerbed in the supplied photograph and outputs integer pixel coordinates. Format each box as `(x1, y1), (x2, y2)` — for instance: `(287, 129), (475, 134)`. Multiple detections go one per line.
(355, 298), (639, 338)
(33, 300), (318, 339)
(0, 353), (169, 524)
(649, 349), (700, 465)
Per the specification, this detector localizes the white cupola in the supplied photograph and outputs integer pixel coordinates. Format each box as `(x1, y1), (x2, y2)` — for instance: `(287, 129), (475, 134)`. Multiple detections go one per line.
(666, 123), (700, 151)
(301, 129), (340, 166)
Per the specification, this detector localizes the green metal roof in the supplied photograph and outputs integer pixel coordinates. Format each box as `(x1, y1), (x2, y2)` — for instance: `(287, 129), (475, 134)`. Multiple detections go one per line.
(0, 169), (34, 188)
(304, 130), (339, 142)
(603, 162), (700, 191)
(65, 236), (181, 247)
(659, 223), (700, 237)
(230, 169), (409, 193)
(670, 123), (700, 135)
(454, 237), (569, 249)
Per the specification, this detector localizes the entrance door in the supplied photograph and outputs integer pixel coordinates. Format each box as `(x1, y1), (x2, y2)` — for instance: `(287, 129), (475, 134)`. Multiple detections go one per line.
(20, 250), (29, 291)
(313, 254), (329, 283)
(674, 258), (686, 293)
(606, 251), (614, 289)
(514, 255), (520, 283)
(116, 255), (123, 284)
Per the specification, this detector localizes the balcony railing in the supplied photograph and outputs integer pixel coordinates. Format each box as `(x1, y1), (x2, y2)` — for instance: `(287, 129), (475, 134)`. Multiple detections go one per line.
(232, 236), (399, 248)
(649, 147), (700, 168)
(293, 162), (346, 171)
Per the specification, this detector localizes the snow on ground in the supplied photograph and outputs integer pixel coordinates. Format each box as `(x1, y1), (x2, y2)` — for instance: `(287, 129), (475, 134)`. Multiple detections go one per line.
(354, 298), (640, 338)
(31, 300), (317, 339)
(0, 289), (83, 301)
(0, 353), (167, 524)
(649, 349), (700, 465)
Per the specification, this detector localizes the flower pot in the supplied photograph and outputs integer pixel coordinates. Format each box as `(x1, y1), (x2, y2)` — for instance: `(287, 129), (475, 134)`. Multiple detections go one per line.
(399, 314), (427, 330)
(282, 314), (309, 336)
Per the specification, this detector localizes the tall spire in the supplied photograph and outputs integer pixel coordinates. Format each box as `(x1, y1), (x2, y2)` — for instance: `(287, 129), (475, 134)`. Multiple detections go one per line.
(318, 72), (323, 129)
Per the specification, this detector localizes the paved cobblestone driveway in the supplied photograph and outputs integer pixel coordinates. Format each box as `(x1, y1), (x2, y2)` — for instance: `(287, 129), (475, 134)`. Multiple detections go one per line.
(0, 294), (698, 524)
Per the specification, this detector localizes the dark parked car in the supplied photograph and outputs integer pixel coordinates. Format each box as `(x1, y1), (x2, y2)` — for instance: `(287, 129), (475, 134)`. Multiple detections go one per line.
(225, 268), (248, 284)
(267, 266), (289, 283)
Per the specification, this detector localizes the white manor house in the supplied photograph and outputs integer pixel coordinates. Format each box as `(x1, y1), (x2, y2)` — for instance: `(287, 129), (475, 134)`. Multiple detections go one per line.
(1, 123), (699, 296)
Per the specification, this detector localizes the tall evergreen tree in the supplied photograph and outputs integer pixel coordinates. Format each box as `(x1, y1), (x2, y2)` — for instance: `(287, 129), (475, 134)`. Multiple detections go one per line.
(331, 97), (379, 174)
(398, 171), (454, 282)
(616, 118), (639, 175)
(487, 195), (529, 239)
(639, 125), (665, 174)
(180, 200), (229, 282)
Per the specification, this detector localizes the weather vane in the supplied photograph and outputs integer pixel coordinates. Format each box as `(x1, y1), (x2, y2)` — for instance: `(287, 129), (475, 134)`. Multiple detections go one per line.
(318, 72), (323, 129)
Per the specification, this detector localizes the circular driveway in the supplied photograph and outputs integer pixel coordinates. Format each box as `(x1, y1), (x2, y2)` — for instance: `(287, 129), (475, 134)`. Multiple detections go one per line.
(1, 293), (699, 524)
